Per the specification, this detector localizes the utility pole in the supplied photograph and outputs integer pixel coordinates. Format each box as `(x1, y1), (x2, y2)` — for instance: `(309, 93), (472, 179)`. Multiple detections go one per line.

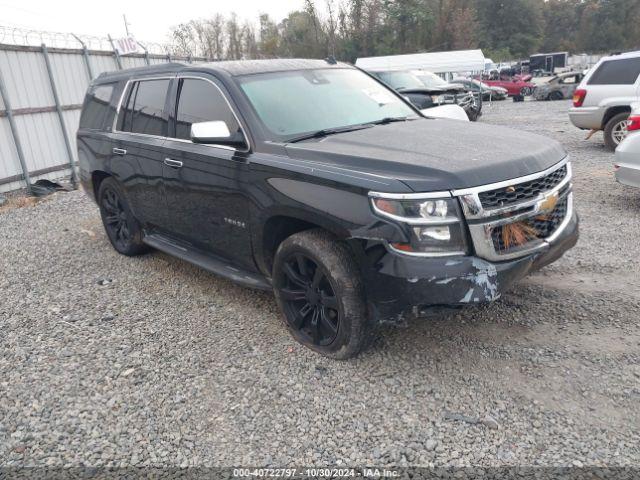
(123, 14), (131, 36)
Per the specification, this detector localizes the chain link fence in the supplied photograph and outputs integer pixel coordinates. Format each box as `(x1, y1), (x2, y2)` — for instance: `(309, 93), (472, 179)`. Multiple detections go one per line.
(0, 26), (207, 193)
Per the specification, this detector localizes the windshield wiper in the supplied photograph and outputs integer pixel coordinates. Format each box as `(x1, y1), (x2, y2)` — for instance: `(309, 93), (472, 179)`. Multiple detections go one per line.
(286, 124), (373, 143)
(366, 116), (412, 126)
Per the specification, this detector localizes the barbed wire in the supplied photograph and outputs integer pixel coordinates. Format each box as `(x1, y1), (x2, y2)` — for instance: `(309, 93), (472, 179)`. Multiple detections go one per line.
(0, 25), (171, 55)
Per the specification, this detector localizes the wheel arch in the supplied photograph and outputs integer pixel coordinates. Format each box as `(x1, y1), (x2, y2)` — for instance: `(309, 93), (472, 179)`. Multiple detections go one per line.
(91, 170), (111, 202)
(602, 105), (631, 129)
(258, 211), (351, 276)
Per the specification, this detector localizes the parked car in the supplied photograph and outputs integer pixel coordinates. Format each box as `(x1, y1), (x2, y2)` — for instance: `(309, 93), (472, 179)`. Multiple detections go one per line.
(532, 69), (553, 77)
(534, 72), (584, 101)
(372, 70), (481, 121)
(451, 78), (508, 101)
(77, 59), (578, 359)
(481, 77), (536, 97)
(569, 50), (640, 150)
(614, 102), (640, 187)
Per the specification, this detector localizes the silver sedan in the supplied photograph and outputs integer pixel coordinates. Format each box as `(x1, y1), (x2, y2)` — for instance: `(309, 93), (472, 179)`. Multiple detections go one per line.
(614, 103), (640, 187)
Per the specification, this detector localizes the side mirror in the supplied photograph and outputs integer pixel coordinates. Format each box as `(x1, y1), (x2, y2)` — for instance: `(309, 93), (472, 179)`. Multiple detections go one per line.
(190, 121), (246, 148)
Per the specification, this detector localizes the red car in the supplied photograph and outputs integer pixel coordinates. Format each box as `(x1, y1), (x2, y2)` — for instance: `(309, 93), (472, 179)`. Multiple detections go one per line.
(481, 78), (536, 96)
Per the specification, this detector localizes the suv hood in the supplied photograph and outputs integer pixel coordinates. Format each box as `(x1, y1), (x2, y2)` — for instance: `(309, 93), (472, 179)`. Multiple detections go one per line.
(285, 118), (566, 192)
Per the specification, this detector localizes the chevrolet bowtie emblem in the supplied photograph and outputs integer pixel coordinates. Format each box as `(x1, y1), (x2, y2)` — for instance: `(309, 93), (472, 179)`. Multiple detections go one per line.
(540, 193), (559, 212)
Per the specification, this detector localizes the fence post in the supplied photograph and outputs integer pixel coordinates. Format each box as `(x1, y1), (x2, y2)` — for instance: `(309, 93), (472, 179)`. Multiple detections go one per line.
(42, 43), (78, 188)
(0, 66), (32, 193)
(72, 34), (94, 82)
(136, 41), (151, 66)
(107, 35), (123, 70)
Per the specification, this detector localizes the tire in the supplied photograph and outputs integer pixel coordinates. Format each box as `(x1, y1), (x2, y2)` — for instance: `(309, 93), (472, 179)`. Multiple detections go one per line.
(549, 91), (563, 101)
(466, 107), (481, 122)
(272, 229), (371, 360)
(604, 112), (630, 151)
(98, 177), (149, 256)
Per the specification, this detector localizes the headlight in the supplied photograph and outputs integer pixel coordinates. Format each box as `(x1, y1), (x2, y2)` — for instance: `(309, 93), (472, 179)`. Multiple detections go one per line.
(369, 193), (468, 256)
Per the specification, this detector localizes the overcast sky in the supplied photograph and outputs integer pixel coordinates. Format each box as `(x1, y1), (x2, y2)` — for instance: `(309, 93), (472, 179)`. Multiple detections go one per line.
(1, 0), (308, 43)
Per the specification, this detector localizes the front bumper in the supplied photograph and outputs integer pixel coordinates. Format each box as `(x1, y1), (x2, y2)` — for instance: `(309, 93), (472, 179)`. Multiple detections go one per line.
(365, 211), (579, 323)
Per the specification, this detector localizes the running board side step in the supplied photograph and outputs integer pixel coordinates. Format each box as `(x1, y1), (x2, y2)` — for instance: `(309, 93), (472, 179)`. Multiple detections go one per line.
(143, 233), (271, 291)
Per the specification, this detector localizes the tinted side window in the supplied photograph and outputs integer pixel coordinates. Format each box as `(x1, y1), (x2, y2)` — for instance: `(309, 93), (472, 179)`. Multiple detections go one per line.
(79, 84), (115, 130)
(130, 79), (170, 136)
(117, 82), (137, 132)
(174, 78), (240, 141)
(588, 58), (640, 85)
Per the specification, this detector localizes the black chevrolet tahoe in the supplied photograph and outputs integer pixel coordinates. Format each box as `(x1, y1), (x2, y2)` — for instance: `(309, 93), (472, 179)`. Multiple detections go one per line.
(77, 59), (578, 359)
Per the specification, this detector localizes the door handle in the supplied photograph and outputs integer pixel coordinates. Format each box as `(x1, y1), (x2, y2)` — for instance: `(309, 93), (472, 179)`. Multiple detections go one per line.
(112, 148), (127, 156)
(164, 158), (183, 169)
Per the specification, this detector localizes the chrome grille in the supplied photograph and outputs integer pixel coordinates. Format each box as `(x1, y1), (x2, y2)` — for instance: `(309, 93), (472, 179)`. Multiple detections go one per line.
(491, 196), (568, 254)
(479, 165), (567, 209)
(454, 159), (573, 261)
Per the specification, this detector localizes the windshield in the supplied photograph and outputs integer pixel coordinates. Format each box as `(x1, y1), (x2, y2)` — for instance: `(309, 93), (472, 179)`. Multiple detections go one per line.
(374, 71), (426, 90)
(237, 68), (416, 140)
(414, 72), (449, 88)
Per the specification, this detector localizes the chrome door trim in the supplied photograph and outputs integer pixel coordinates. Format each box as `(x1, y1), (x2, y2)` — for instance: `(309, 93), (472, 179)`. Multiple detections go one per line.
(111, 74), (252, 153)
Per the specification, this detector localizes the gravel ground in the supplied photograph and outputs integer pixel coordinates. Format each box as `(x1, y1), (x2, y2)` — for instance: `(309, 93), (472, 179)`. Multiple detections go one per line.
(1, 99), (639, 470)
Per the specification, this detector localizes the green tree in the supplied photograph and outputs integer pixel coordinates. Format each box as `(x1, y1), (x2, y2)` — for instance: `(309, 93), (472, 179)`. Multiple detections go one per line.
(258, 14), (280, 58)
(476, 0), (543, 58)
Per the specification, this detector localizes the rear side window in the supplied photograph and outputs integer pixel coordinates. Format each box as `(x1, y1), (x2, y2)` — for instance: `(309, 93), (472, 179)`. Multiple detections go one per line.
(117, 79), (170, 136)
(79, 84), (115, 130)
(174, 78), (240, 140)
(588, 58), (640, 85)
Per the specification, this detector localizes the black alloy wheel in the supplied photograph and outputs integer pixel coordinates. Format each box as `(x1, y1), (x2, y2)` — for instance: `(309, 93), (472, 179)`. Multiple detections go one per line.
(98, 177), (149, 256)
(272, 229), (370, 359)
(278, 253), (340, 346)
(102, 186), (132, 251)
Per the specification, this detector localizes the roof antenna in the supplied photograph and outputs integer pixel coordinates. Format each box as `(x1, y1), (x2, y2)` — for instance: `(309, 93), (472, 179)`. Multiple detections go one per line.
(325, 55), (337, 65)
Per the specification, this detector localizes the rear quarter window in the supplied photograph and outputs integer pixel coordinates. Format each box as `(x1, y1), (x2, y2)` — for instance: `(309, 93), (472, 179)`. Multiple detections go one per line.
(588, 57), (640, 85)
(79, 84), (115, 130)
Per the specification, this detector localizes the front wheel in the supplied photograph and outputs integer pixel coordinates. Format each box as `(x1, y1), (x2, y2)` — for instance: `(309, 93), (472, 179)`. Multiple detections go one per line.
(549, 91), (563, 101)
(272, 229), (371, 359)
(604, 112), (630, 151)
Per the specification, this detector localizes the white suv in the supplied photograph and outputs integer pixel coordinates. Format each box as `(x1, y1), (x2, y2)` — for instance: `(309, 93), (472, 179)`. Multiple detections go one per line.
(569, 50), (640, 151)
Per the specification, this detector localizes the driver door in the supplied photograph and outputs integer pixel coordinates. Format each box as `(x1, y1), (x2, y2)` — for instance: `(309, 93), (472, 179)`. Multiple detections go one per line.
(161, 75), (255, 271)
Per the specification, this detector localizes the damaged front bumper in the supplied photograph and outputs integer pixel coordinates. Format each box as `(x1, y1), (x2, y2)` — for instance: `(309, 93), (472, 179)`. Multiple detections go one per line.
(365, 211), (579, 323)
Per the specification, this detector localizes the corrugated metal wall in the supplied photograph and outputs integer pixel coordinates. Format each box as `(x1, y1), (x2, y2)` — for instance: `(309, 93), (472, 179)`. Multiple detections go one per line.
(0, 44), (205, 193)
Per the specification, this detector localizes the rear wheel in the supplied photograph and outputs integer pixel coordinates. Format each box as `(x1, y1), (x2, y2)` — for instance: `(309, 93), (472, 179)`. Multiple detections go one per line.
(604, 112), (630, 151)
(98, 177), (149, 256)
(273, 229), (371, 359)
